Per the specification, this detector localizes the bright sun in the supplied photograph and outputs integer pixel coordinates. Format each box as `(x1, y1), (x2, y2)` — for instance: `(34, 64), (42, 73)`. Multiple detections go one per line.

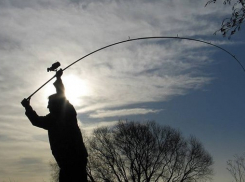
(44, 74), (90, 106)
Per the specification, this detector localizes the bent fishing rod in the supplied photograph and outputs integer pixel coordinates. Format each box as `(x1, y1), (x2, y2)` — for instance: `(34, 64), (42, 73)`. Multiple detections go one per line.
(26, 36), (245, 100)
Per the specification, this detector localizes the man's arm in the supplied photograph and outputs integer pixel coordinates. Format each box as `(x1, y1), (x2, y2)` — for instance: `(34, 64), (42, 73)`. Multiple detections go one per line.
(21, 98), (51, 130)
(53, 69), (65, 95)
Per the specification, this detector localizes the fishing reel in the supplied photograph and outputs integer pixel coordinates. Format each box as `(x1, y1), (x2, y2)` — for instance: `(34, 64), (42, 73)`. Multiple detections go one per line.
(47, 62), (61, 72)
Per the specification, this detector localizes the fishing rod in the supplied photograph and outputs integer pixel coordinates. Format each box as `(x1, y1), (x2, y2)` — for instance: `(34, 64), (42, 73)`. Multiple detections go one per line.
(26, 36), (245, 100)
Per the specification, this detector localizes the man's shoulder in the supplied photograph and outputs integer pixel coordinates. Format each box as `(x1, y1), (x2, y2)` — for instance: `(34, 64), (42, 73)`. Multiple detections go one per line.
(45, 113), (56, 120)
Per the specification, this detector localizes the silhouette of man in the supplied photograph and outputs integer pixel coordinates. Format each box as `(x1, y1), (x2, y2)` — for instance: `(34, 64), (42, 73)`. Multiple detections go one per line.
(21, 69), (88, 182)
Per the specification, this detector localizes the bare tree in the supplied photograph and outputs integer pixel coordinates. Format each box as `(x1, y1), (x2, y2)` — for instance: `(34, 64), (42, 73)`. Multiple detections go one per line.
(50, 161), (59, 182)
(227, 154), (245, 182)
(205, 0), (245, 37)
(87, 121), (213, 182)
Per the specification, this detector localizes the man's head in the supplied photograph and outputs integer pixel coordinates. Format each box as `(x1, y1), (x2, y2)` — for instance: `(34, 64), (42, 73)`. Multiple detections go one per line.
(47, 94), (66, 114)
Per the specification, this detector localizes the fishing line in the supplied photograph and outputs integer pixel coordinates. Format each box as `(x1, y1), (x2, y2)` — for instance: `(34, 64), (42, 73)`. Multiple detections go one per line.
(27, 36), (245, 100)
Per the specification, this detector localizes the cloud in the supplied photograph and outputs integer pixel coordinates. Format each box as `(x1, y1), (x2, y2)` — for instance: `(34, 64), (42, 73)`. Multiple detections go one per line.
(77, 73), (212, 114)
(89, 108), (163, 118)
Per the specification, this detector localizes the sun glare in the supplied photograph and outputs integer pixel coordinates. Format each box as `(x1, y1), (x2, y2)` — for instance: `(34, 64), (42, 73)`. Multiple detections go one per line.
(44, 74), (90, 106)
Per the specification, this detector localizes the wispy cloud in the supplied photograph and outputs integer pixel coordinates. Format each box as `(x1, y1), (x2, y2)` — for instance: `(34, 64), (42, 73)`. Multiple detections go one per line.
(89, 108), (163, 118)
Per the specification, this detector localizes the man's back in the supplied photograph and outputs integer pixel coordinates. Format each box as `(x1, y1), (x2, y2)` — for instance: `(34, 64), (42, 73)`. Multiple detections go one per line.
(46, 100), (88, 168)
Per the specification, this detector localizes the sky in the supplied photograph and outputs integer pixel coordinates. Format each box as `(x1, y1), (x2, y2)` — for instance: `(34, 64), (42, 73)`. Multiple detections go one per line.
(0, 0), (245, 181)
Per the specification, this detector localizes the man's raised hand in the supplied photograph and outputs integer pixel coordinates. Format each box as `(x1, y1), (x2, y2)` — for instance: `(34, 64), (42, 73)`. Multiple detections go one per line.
(56, 69), (63, 78)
